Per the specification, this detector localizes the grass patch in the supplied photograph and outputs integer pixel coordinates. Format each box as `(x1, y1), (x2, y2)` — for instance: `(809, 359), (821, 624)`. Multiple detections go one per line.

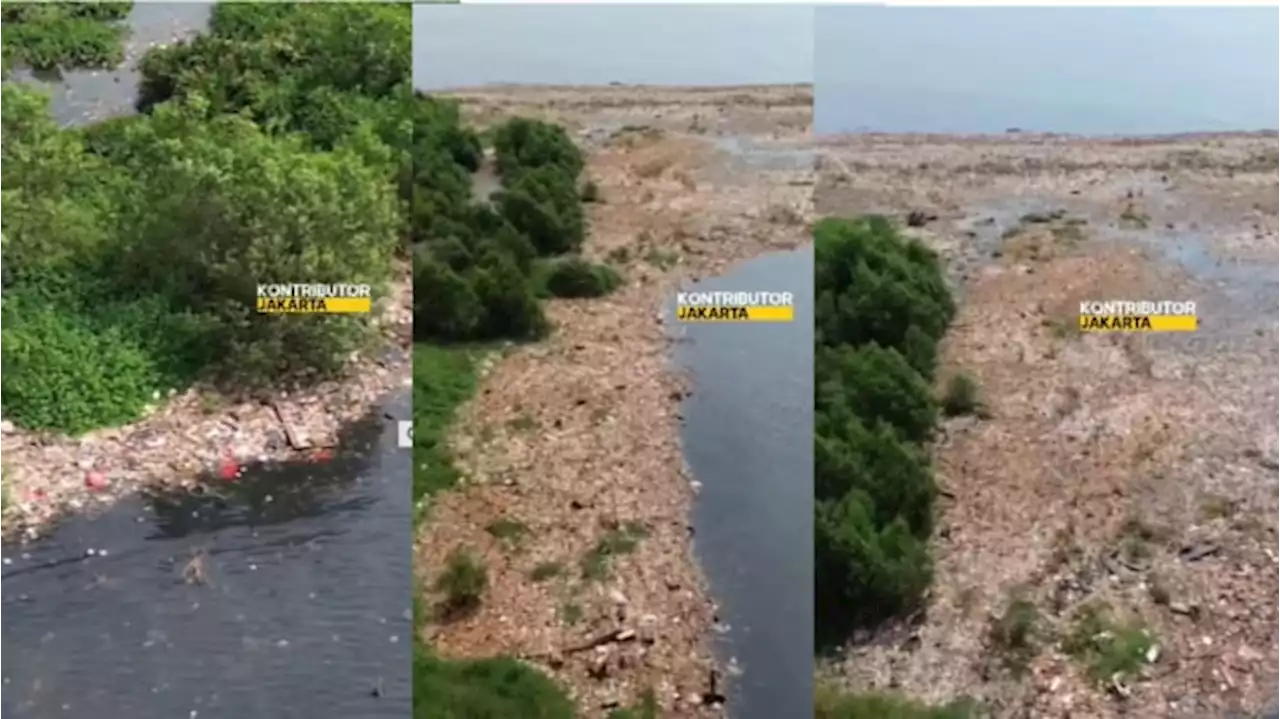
(607, 689), (659, 719)
(1050, 224), (1085, 245)
(559, 601), (584, 626)
(1199, 494), (1235, 521)
(987, 595), (1042, 677)
(605, 245), (632, 265)
(0, 458), (11, 514)
(506, 412), (538, 433)
(413, 345), (480, 504)
(1117, 515), (1170, 565)
(581, 521), (649, 581)
(1119, 205), (1151, 230)
(815, 684), (980, 719)
(1062, 603), (1157, 684)
(413, 647), (575, 719)
(1042, 316), (1080, 340)
(434, 547), (488, 618)
(529, 560), (563, 582)
(642, 247), (680, 270)
(485, 517), (529, 547)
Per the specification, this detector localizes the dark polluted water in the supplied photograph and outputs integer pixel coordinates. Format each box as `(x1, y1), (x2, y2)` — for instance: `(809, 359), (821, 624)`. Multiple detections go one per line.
(1, 394), (413, 719)
(671, 247), (815, 719)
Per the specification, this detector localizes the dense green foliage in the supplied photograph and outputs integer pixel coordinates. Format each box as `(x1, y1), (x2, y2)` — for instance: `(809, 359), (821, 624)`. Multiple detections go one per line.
(1, 3), (132, 72)
(1, 5), (408, 434)
(412, 104), (617, 343)
(813, 215), (957, 648)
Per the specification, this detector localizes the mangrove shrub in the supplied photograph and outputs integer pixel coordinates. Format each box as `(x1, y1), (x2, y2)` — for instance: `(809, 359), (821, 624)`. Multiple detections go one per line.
(813, 215), (955, 648)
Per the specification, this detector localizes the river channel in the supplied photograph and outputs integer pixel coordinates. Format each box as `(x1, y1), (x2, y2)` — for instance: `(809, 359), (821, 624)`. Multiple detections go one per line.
(671, 246), (815, 719)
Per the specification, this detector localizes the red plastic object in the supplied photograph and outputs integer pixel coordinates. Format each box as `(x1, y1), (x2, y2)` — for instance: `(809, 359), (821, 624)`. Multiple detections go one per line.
(84, 471), (110, 490)
(218, 458), (240, 481)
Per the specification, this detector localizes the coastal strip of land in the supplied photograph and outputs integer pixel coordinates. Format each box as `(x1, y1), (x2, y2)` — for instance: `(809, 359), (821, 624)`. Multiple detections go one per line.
(816, 132), (1278, 718)
(416, 84), (813, 716)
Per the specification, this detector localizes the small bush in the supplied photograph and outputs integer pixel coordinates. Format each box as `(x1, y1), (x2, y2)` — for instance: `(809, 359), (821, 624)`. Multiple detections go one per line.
(485, 518), (528, 549)
(435, 547), (488, 615)
(1, 4), (131, 71)
(559, 601), (584, 625)
(988, 596), (1042, 677)
(1062, 603), (1157, 684)
(529, 561), (563, 582)
(581, 522), (648, 581)
(491, 116), (584, 181)
(580, 179), (600, 202)
(543, 256), (622, 299)
(941, 373), (981, 417)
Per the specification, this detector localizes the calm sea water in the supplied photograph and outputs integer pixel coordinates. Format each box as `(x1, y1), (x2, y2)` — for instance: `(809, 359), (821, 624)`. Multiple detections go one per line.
(412, 4), (812, 90)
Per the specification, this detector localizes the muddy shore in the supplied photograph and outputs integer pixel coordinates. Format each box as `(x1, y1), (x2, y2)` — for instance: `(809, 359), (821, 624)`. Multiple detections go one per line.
(816, 132), (1278, 718)
(416, 84), (813, 717)
(1, 269), (412, 543)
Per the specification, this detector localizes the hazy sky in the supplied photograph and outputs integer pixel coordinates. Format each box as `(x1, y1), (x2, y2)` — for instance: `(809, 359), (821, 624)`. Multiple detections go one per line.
(413, 4), (813, 90)
(816, 6), (1279, 135)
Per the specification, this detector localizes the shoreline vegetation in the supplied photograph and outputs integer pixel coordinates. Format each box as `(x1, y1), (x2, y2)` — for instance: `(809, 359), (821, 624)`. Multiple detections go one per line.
(811, 216), (977, 718)
(1, 3), (134, 73)
(1, 4), (411, 535)
(412, 83), (629, 716)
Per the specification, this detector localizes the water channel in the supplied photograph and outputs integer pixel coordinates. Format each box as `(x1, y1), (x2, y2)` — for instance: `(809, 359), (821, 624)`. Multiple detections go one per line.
(672, 246), (815, 719)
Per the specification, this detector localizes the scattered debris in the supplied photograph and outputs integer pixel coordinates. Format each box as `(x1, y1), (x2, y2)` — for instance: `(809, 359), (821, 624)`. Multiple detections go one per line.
(1178, 541), (1221, 563)
(272, 403), (313, 451)
(182, 549), (208, 586)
